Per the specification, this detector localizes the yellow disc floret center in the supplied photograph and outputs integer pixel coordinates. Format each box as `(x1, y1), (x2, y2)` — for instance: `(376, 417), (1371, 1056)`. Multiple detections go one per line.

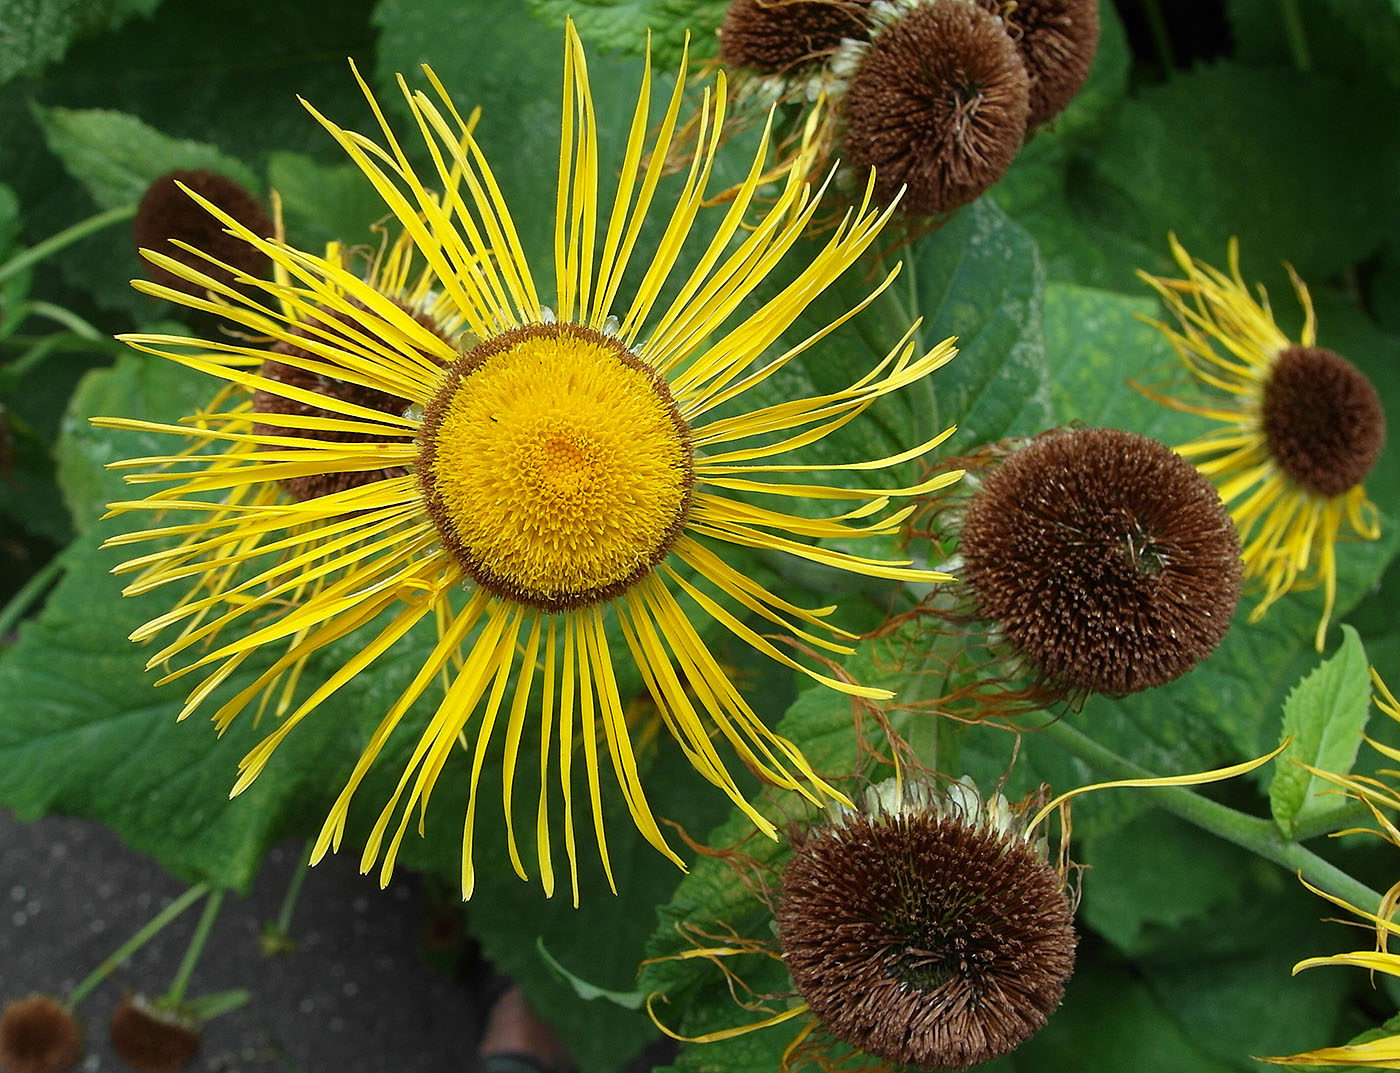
(418, 322), (693, 610)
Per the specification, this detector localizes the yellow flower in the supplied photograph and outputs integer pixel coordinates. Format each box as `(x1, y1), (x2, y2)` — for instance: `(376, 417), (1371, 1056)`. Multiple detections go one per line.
(1266, 672), (1400, 1067)
(1138, 236), (1385, 650)
(97, 22), (960, 902)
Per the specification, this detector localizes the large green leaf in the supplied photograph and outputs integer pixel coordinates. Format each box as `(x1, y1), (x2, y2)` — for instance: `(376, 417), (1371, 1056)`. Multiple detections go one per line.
(1088, 62), (1400, 286)
(0, 0), (161, 84)
(524, 0), (730, 65)
(0, 0), (378, 318)
(34, 105), (260, 212)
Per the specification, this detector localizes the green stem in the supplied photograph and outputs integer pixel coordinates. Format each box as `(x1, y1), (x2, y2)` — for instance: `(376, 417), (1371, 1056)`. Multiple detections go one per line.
(1, 332), (127, 393)
(66, 884), (209, 1009)
(1040, 719), (1384, 914)
(902, 254), (939, 440)
(0, 204), (137, 287)
(1278, 0), (1312, 72)
(0, 553), (67, 639)
(275, 849), (310, 935)
(166, 889), (224, 1006)
(1141, 0), (1176, 73)
(20, 301), (104, 340)
(1291, 797), (1375, 843)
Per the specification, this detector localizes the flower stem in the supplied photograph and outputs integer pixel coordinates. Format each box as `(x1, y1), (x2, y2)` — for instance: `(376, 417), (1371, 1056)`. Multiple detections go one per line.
(0, 552), (67, 640)
(275, 848), (310, 935)
(1039, 719), (1383, 913)
(167, 889), (224, 1006)
(1140, 0), (1176, 73)
(1278, 0), (1312, 72)
(66, 884), (209, 1009)
(0, 204), (137, 287)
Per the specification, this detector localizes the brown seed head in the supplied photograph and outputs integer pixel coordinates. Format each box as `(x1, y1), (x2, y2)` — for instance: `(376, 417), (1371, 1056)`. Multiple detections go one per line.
(718, 0), (872, 73)
(778, 808), (1076, 1070)
(842, 0), (1029, 215)
(1262, 346), (1385, 499)
(0, 994), (83, 1073)
(252, 301), (449, 501)
(108, 995), (200, 1073)
(132, 170), (273, 299)
(976, 0), (1100, 127)
(959, 427), (1242, 696)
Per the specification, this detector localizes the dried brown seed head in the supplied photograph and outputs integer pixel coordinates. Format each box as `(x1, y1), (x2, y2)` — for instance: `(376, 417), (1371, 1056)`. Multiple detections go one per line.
(0, 995), (83, 1073)
(1262, 346), (1385, 499)
(252, 301), (449, 501)
(976, 0), (1099, 127)
(842, 0), (1029, 215)
(959, 427), (1242, 696)
(132, 170), (273, 299)
(108, 995), (200, 1073)
(778, 806), (1076, 1070)
(718, 0), (872, 73)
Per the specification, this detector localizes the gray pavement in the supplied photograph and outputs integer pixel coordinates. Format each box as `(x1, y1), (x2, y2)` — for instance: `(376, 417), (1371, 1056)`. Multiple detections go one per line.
(0, 809), (478, 1073)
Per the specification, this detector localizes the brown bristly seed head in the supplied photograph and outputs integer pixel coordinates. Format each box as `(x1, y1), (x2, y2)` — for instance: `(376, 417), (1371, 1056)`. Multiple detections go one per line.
(841, 0), (1029, 216)
(718, 0), (873, 74)
(778, 809), (1076, 1070)
(976, 0), (1100, 128)
(0, 994), (83, 1073)
(959, 427), (1242, 696)
(108, 995), (200, 1073)
(131, 170), (273, 299)
(252, 301), (448, 501)
(1262, 345), (1386, 499)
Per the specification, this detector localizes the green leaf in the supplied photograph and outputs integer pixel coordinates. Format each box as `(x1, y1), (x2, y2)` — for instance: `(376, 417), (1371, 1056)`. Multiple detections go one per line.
(536, 937), (645, 1009)
(749, 198), (1049, 482)
(909, 199), (1050, 449)
(1270, 625), (1373, 838)
(1042, 281), (1195, 442)
(0, 180), (18, 256)
(181, 988), (252, 1020)
(52, 327), (208, 532)
(1088, 62), (1400, 285)
(34, 104), (259, 211)
(523, 0), (730, 65)
(1079, 811), (1259, 957)
(0, 0), (161, 84)
(1009, 959), (1274, 1073)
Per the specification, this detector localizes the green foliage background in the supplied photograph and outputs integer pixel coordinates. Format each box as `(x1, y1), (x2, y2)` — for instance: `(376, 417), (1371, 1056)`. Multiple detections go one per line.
(1, 1), (1399, 1071)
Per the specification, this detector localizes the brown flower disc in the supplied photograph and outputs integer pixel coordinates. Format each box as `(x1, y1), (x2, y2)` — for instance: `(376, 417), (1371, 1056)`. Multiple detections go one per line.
(779, 811), (1076, 1071)
(976, 0), (1099, 127)
(131, 170), (273, 298)
(252, 303), (449, 501)
(959, 427), (1242, 696)
(718, 0), (872, 73)
(0, 994), (83, 1073)
(109, 997), (200, 1073)
(1262, 346), (1386, 499)
(841, 0), (1029, 215)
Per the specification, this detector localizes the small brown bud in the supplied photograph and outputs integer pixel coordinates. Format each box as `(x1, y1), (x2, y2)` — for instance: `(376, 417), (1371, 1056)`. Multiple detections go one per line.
(0, 994), (83, 1073)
